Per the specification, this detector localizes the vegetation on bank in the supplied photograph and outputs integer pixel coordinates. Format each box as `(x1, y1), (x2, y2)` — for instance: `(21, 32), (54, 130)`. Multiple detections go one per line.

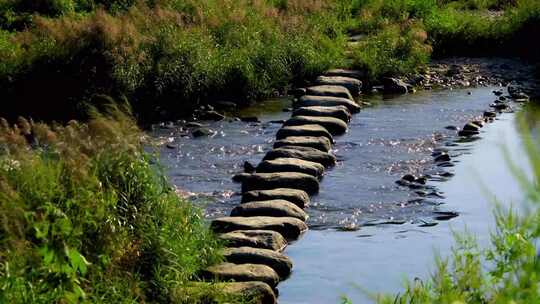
(368, 105), (540, 303)
(0, 107), (241, 303)
(0, 0), (539, 121)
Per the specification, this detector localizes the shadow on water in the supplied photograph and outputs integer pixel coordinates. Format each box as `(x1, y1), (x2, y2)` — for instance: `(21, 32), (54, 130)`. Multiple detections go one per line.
(152, 87), (539, 303)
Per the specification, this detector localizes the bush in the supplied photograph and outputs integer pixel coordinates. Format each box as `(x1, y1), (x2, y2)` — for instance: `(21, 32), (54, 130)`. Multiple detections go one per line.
(0, 106), (223, 303)
(351, 20), (431, 79)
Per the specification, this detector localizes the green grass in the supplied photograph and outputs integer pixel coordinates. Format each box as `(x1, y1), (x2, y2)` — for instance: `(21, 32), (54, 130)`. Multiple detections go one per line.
(365, 105), (540, 303)
(0, 106), (232, 303)
(0, 0), (539, 120)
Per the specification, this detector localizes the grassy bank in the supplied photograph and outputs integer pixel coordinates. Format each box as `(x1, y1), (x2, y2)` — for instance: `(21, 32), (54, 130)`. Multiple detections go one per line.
(0, 0), (539, 121)
(0, 107), (234, 303)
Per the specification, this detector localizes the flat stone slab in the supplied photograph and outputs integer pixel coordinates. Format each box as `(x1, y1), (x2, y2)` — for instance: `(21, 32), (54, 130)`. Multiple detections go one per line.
(293, 105), (351, 123)
(284, 115), (348, 135)
(276, 124), (333, 142)
(242, 188), (310, 208)
(324, 69), (365, 80)
(274, 136), (332, 152)
(306, 85), (353, 100)
(223, 247), (293, 278)
(218, 230), (287, 251)
(263, 146), (336, 168)
(203, 263), (280, 287)
(315, 76), (362, 96)
(178, 281), (277, 304)
(231, 199), (309, 221)
(221, 281), (277, 304)
(256, 158), (325, 178)
(211, 216), (308, 240)
(241, 172), (319, 194)
(295, 95), (360, 113)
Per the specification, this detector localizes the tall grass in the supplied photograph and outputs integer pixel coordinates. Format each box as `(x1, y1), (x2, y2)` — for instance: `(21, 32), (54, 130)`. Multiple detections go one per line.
(372, 105), (540, 303)
(0, 0), (350, 121)
(0, 106), (224, 303)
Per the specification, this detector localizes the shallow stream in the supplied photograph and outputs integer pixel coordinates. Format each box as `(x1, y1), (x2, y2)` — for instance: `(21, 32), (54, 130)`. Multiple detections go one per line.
(152, 87), (536, 303)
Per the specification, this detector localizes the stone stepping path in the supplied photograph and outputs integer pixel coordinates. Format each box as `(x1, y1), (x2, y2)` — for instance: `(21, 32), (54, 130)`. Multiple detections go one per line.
(205, 72), (363, 303)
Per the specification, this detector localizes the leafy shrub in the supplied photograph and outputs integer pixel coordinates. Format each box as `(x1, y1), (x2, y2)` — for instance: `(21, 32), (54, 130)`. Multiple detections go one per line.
(0, 106), (223, 303)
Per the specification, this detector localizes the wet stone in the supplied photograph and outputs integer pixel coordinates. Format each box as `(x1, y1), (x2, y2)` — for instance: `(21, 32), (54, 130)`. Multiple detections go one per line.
(315, 76), (362, 96)
(202, 263), (280, 287)
(293, 105), (351, 123)
(274, 136), (332, 152)
(263, 146), (336, 168)
(276, 124), (334, 142)
(434, 153), (451, 162)
(306, 85), (354, 100)
(211, 216), (308, 240)
(241, 172), (320, 194)
(242, 188), (310, 208)
(231, 199), (309, 221)
(218, 230), (288, 252)
(284, 116), (348, 135)
(324, 69), (365, 80)
(295, 95), (361, 113)
(223, 247), (293, 279)
(222, 281), (277, 304)
(256, 158), (325, 179)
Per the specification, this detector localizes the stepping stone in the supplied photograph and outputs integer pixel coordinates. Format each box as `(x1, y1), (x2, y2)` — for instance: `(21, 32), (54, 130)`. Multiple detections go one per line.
(221, 281), (277, 304)
(242, 188), (310, 208)
(211, 216), (308, 240)
(178, 281), (277, 304)
(293, 105), (351, 123)
(256, 158), (325, 178)
(324, 69), (365, 80)
(276, 124), (333, 142)
(231, 199), (309, 221)
(315, 76), (362, 96)
(218, 230), (288, 251)
(241, 172), (319, 194)
(295, 95), (360, 113)
(306, 85), (353, 100)
(263, 146), (336, 168)
(223, 247), (293, 278)
(202, 263), (280, 287)
(284, 116), (348, 135)
(274, 136), (332, 152)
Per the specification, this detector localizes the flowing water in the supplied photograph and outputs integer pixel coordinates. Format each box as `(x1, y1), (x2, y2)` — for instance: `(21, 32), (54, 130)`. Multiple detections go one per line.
(152, 87), (537, 303)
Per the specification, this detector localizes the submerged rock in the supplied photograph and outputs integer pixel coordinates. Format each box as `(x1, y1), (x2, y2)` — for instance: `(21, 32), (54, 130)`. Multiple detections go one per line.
(218, 230), (288, 251)
(293, 105), (351, 123)
(231, 199), (308, 221)
(306, 85), (354, 100)
(241, 172), (320, 194)
(202, 263), (280, 287)
(256, 158), (325, 178)
(192, 127), (213, 137)
(263, 146), (336, 167)
(283, 116), (348, 135)
(276, 124), (334, 142)
(315, 76), (362, 96)
(223, 247), (293, 278)
(242, 188), (310, 208)
(274, 136), (332, 152)
(434, 153), (451, 162)
(211, 216), (308, 240)
(295, 95), (360, 113)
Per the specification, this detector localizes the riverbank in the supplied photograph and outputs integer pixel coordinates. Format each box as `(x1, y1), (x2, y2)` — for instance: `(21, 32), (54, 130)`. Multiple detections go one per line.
(1, 0), (539, 122)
